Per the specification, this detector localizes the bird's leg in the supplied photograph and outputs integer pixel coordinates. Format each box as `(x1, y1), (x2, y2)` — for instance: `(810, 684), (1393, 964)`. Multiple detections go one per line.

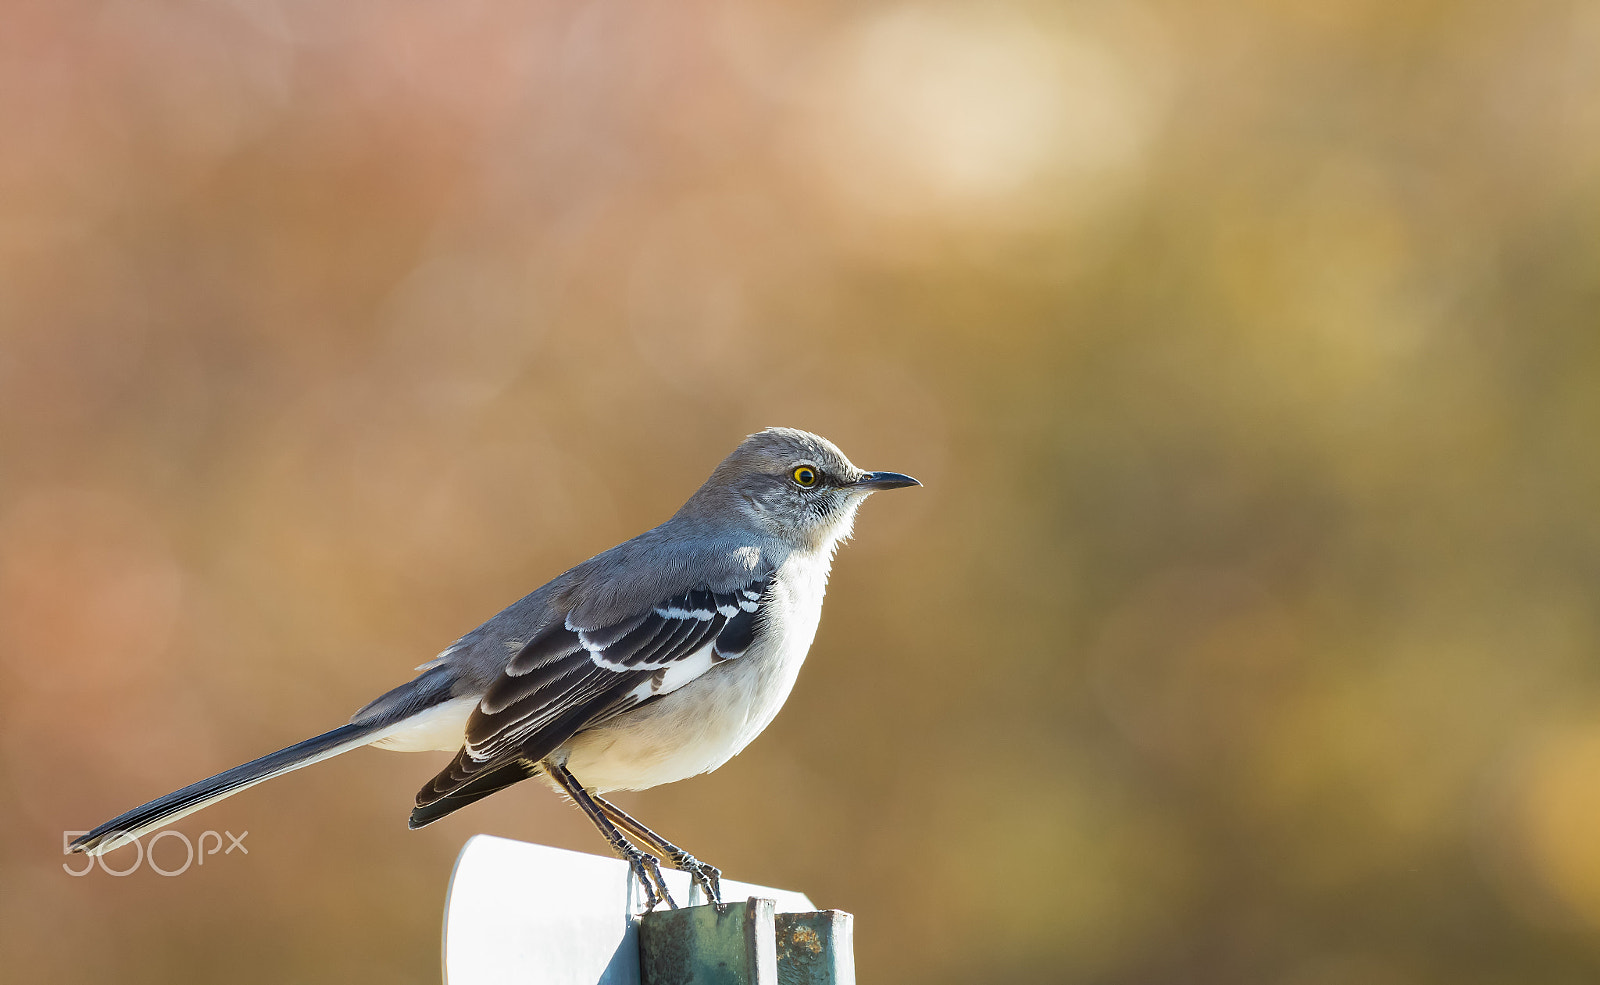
(596, 795), (723, 908)
(545, 761), (677, 910)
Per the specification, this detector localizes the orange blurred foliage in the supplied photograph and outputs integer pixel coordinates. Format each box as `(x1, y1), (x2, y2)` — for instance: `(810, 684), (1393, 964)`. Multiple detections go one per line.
(4, 0), (1600, 982)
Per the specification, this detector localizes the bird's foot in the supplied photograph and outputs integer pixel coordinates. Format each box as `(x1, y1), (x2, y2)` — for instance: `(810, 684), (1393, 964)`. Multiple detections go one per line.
(625, 848), (676, 911)
(694, 864), (723, 910)
(668, 851), (723, 909)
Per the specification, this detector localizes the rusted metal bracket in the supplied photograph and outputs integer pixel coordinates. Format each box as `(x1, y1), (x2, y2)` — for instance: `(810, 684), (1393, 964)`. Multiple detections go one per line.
(638, 899), (854, 985)
(775, 910), (853, 985)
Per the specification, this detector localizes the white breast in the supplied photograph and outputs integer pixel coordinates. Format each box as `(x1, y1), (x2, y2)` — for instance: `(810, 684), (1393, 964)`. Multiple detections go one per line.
(557, 553), (834, 793)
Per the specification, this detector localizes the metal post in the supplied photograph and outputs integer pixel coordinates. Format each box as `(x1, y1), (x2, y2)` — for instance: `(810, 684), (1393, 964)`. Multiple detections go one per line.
(638, 901), (855, 985)
(443, 837), (849, 985)
(639, 898), (778, 985)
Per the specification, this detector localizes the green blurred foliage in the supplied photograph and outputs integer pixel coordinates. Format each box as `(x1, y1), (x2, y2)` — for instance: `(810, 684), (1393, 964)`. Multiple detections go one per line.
(4, 0), (1600, 982)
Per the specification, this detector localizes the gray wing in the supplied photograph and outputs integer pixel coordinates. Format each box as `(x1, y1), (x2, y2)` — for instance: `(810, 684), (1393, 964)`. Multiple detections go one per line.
(413, 576), (771, 813)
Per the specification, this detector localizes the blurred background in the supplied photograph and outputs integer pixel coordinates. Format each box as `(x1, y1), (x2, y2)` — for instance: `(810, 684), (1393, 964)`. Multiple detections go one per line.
(4, 0), (1600, 981)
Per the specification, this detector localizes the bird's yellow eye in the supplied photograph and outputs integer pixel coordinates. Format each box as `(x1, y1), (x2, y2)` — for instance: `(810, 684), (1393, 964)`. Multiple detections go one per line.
(792, 466), (818, 488)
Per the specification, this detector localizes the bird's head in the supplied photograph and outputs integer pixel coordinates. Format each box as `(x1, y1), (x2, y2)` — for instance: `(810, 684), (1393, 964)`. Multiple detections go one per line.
(685, 427), (920, 551)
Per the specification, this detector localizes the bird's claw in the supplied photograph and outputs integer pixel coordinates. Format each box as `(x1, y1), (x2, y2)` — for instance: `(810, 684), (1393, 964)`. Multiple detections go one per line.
(627, 849), (676, 911)
(670, 852), (723, 908)
(695, 864), (723, 909)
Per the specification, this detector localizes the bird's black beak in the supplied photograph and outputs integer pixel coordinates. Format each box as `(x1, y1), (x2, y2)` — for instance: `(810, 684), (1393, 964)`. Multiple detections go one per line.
(853, 470), (921, 491)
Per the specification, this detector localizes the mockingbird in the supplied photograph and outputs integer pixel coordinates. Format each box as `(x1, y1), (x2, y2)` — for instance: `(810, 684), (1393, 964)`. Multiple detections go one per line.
(70, 427), (918, 908)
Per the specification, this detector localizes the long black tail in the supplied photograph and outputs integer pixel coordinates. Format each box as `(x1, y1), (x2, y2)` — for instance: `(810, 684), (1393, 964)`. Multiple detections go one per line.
(69, 721), (387, 856)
